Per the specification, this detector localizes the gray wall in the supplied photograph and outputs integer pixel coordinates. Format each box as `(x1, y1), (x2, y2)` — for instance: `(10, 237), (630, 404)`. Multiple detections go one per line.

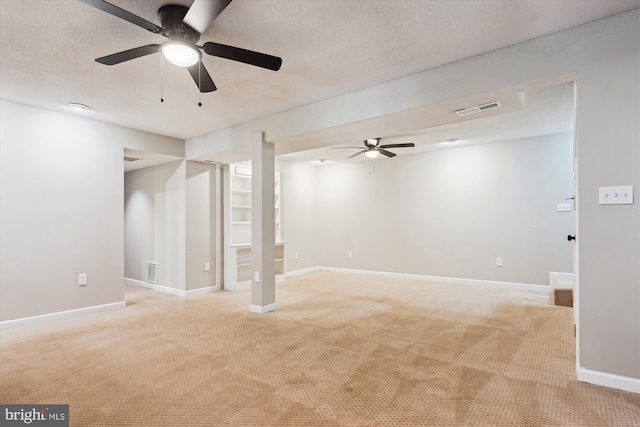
(575, 18), (640, 377)
(124, 161), (186, 289)
(190, 10), (639, 382)
(314, 133), (574, 285)
(0, 101), (178, 321)
(124, 160), (218, 292)
(279, 160), (320, 272)
(185, 161), (218, 291)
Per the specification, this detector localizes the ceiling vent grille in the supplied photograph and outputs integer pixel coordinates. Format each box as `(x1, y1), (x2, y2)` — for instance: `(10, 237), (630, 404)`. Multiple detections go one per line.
(124, 156), (142, 162)
(147, 262), (158, 284)
(456, 101), (502, 117)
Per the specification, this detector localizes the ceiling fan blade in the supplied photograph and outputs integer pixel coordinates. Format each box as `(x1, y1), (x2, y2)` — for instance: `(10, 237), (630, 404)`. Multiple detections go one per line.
(378, 143), (415, 149)
(378, 149), (397, 158)
(331, 147), (365, 149)
(184, 0), (232, 34)
(187, 61), (217, 93)
(203, 42), (282, 71)
(79, 0), (164, 34)
(347, 150), (365, 159)
(96, 44), (161, 65)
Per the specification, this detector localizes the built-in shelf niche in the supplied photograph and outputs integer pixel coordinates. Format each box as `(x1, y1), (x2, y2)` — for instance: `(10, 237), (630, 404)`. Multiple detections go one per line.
(223, 162), (284, 290)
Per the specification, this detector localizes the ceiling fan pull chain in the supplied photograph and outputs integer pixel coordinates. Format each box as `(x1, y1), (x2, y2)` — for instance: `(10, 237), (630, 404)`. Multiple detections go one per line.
(160, 54), (165, 103)
(198, 62), (203, 107)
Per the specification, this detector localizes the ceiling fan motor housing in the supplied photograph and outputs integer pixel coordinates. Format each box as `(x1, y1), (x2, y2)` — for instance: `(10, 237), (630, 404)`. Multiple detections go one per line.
(158, 5), (201, 43)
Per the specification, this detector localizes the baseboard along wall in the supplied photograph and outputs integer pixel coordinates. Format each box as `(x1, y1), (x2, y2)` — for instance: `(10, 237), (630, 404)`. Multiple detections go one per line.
(124, 278), (219, 297)
(249, 303), (277, 314)
(287, 266), (551, 293)
(0, 301), (126, 329)
(578, 368), (640, 394)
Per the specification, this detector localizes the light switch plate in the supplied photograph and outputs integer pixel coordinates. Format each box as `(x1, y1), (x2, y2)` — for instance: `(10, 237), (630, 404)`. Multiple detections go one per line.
(599, 186), (633, 205)
(556, 202), (571, 212)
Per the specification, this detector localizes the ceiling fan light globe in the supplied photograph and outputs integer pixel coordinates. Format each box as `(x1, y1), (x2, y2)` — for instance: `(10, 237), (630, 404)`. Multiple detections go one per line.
(364, 149), (379, 158)
(161, 41), (201, 67)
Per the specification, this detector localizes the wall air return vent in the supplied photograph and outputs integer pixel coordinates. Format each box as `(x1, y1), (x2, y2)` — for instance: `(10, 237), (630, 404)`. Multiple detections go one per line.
(147, 262), (158, 284)
(456, 101), (503, 117)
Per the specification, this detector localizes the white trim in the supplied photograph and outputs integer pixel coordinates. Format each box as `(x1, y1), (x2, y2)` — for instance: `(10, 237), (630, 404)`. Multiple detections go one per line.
(250, 303), (277, 314)
(0, 301), (126, 329)
(318, 267), (550, 292)
(550, 272), (574, 289)
(124, 277), (153, 288)
(577, 368), (640, 394)
(236, 280), (251, 291)
(126, 277), (218, 297)
(286, 266), (322, 277)
(184, 285), (219, 296)
(149, 284), (185, 297)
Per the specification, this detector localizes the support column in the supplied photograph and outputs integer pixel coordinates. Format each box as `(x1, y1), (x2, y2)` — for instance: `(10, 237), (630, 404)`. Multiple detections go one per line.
(250, 132), (276, 314)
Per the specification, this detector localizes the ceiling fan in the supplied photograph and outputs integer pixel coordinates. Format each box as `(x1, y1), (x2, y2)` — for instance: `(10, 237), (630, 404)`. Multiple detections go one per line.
(332, 138), (416, 159)
(79, 0), (282, 93)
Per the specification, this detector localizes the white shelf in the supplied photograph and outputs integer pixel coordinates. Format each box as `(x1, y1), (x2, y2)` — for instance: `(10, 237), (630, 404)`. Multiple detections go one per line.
(223, 163), (284, 290)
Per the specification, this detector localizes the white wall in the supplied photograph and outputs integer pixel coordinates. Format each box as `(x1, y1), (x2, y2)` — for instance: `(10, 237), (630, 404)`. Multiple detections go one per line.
(124, 160), (218, 292)
(278, 160), (320, 272)
(315, 133), (573, 285)
(185, 161), (218, 291)
(124, 161), (185, 289)
(0, 101), (179, 321)
(189, 10), (640, 386)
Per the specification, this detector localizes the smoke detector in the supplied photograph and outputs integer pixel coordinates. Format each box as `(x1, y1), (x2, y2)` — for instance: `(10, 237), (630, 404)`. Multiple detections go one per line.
(456, 101), (502, 117)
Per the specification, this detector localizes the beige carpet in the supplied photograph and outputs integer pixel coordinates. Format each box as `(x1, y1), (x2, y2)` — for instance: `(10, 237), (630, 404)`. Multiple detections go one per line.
(1, 271), (638, 426)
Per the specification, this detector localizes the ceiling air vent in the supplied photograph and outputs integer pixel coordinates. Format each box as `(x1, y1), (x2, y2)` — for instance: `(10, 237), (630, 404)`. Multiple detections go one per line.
(456, 101), (502, 117)
(124, 156), (142, 162)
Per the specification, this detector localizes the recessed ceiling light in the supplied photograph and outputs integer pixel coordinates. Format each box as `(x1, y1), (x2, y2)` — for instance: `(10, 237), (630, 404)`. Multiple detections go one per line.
(446, 138), (459, 144)
(68, 102), (90, 111)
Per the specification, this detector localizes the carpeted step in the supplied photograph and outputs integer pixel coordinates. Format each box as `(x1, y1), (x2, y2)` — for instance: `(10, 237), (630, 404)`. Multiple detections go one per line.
(554, 288), (573, 307)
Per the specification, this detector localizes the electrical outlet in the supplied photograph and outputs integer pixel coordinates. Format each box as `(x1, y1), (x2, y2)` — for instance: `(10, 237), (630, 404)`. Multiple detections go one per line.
(348, 251), (353, 258)
(295, 252), (299, 259)
(496, 258), (503, 267)
(78, 274), (88, 286)
(204, 262), (210, 272)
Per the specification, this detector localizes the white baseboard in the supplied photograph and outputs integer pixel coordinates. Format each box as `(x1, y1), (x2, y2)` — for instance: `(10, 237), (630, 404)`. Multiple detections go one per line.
(317, 267), (550, 292)
(578, 368), (640, 394)
(286, 267), (322, 277)
(125, 277), (218, 297)
(236, 280), (251, 291)
(250, 303), (277, 314)
(124, 277), (154, 288)
(550, 272), (574, 289)
(184, 285), (219, 296)
(0, 301), (126, 329)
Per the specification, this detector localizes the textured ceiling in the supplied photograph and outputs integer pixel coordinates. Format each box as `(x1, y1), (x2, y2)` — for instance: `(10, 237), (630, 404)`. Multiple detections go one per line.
(1, 0), (638, 145)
